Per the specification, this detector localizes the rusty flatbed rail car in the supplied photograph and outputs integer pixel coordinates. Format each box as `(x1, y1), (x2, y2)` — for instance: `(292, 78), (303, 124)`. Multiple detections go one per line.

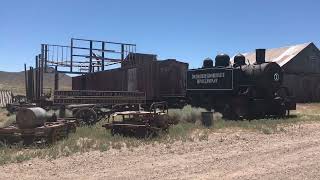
(53, 90), (146, 105)
(102, 111), (164, 138)
(102, 102), (177, 138)
(0, 118), (76, 145)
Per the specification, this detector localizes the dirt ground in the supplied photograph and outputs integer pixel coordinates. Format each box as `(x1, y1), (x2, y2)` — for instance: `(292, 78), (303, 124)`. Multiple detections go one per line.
(1, 120), (320, 180)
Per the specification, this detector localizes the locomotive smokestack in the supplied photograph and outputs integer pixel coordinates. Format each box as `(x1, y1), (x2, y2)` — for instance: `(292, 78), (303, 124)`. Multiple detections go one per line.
(256, 49), (266, 64)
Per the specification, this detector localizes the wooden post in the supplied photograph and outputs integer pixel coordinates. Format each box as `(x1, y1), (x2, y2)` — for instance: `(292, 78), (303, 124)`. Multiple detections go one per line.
(54, 66), (59, 90)
(89, 40), (93, 73)
(28, 67), (34, 101)
(44, 44), (48, 72)
(121, 44), (124, 61)
(24, 64), (28, 100)
(37, 55), (41, 100)
(41, 45), (45, 97)
(35, 56), (39, 100)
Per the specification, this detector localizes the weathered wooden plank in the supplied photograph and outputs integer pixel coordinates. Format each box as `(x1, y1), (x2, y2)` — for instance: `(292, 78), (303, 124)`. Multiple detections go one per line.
(0, 90), (13, 107)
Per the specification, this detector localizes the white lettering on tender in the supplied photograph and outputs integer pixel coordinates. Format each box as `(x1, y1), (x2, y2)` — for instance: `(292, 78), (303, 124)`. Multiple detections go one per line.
(192, 72), (225, 84)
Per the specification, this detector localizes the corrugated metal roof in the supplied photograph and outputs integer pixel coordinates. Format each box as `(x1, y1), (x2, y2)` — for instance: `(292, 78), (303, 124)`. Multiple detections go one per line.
(232, 42), (312, 67)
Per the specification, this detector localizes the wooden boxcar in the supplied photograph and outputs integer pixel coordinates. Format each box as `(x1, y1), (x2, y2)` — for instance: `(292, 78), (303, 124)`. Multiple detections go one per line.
(72, 53), (188, 106)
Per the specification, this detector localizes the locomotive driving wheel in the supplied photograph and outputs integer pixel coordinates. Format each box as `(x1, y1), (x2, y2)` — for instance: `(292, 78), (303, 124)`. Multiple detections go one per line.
(222, 104), (240, 120)
(278, 102), (287, 117)
(275, 87), (290, 117)
(223, 97), (249, 120)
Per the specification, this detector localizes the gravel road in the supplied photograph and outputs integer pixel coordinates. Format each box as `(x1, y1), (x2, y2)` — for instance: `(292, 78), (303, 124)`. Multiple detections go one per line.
(1, 122), (320, 180)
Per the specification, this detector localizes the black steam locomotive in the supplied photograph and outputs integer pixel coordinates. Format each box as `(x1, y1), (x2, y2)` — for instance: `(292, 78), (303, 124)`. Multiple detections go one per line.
(187, 49), (296, 119)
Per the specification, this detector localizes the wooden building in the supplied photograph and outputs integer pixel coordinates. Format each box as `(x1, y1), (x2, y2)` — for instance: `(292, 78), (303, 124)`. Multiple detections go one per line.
(240, 42), (320, 102)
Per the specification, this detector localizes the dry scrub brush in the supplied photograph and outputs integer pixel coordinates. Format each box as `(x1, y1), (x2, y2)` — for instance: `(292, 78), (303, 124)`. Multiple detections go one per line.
(168, 105), (207, 123)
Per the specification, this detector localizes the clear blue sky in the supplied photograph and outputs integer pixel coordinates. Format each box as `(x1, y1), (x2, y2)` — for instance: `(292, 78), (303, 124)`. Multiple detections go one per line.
(0, 0), (319, 72)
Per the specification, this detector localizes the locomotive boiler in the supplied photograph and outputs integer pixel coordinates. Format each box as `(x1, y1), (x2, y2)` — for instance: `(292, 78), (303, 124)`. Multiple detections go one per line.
(187, 49), (296, 119)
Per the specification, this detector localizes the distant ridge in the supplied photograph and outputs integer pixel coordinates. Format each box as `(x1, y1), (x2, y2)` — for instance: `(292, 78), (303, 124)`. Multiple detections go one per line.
(0, 68), (72, 95)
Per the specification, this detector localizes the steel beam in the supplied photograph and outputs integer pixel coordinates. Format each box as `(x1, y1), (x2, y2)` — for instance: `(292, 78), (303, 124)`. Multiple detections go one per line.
(70, 38), (73, 72)
(102, 42), (105, 71)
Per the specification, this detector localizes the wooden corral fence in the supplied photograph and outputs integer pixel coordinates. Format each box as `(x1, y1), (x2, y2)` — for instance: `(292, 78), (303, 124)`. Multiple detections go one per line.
(0, 90), (13, 107)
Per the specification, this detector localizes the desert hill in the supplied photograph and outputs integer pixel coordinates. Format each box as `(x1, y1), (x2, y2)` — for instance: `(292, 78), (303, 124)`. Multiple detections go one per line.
(0, 68), (72, 94)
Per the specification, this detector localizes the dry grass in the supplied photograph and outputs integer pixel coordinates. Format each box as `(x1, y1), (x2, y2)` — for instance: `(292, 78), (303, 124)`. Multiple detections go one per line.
(0, 109), (15, 128)
(0, 103), (320, 165)
(168, 105), (207, 123)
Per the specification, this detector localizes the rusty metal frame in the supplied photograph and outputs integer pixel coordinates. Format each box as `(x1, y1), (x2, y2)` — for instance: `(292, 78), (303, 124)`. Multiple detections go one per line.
(42, 38), (136, 74)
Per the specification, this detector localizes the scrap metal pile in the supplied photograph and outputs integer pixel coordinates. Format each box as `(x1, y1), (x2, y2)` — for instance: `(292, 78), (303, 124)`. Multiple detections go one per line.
(0, 107), (76, 145)
(0, 101), (177, 146)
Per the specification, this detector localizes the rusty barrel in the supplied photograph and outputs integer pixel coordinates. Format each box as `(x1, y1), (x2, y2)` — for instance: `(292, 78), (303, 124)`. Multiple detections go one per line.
(16, 107), (47, 129)
(201, 112), (214, 127)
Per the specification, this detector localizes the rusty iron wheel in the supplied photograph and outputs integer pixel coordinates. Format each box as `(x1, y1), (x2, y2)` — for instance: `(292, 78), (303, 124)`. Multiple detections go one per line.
(74, 108), (98, 126)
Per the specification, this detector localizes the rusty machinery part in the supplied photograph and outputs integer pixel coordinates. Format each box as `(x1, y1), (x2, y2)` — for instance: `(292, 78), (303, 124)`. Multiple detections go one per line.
(74, 107), (98, 125)
(106, 103), (141, 119)
(150, 101), (178, 125)
(71, 106), (104, 122)
(12, 95), (27, 104)
(0, 119), (76, 145)
(150, 101), (179, 125)
(69, 104), (95, 115)
(107, 123), (160, 138)
(92, 107), (105, 121)
(6, 102), (36, 114)
(69, 103), (142, 125)
(5, 95), (36, 114)
(149, 101), (168, 113)
(16, 107), (47, 129)
(111, 103), (140, 112)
